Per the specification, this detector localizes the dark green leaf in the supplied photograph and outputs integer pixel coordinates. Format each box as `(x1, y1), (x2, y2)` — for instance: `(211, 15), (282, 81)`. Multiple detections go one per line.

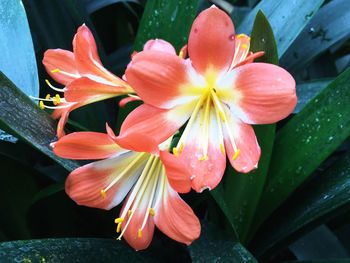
(0, 0), (39, 97)
(31, 183), (64, 205)
(189, 222), (258, 263)
(281, 0), (350, 73)
(255, 67), (350, 229)
(0, 72), (79, 172)
(253, 152), (350, 257)
(134, 0), (201, 51)
(211, 11), (277, 243)
(0, 238), (153, 262)
(238, 0), (324, 57)
(295, 79), (333, 113)
(284, 260), (350, 263)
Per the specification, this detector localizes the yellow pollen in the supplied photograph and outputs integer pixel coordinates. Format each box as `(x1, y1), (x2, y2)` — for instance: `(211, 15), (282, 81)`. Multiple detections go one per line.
(53, 94), (61, 105)
(232, 149), (241, 160)
(199, 155), (208, 161)
(116, 222), (122, 233)
(39, 101), (45, 109)
(45, 94), (51, 100)
(138, 229), (142, 238)
(100, 189), (107, 199)
(236, 34), (246, 39)
(114, 217), (124, 224)
(220, 144), (225, 155)
(179, 143), (184, 153)
(149, 208), (155, 217)
(179, 50), (184, 58)
(173, 147), (179, 157)
(128, 210), (132, 217)
(51, 68), (60, 73)
(242, 44), (248, 49)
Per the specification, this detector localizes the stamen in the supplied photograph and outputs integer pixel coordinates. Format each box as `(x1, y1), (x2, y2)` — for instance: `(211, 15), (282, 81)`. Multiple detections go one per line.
(39, 101), (45, 110)
(242, 44), (248, 49)
(51, 68), (80, 79)
(51, 68), (60, 73)
(149, 208), (155, 217)
(198, 94), (211, 160)
(53, 94), (61, 105)
(45, 79), (66, 92)
(199, 155), (208, 161)
(45, 94), (51, 100)
(173, 147), (179, 157)
(220, 143), (225, 154)
(211, 90), (226, 122)
(138, 229), (142, 238)
(128, 210), (132, 217)
(232, 149), (241, 160)
(116, 222), (122, 233)
(236, 34), (246, 39)
(100, 189), (107, 199)
(179, 143), (184, 153)
(114, 217), (124, 224)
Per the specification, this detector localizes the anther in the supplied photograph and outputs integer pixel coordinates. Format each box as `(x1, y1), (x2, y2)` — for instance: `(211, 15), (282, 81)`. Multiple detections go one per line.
(39, 101), (45, 110)
(199, 155), (208, 161)
(173, 147), (179, 157)
(242, 44), (249, 49)
(116, 222), (122, 233)
(236, 34), (246, 39)
(114, 217), (124, 224)
(220, 144), (225, 154)
(53, 94), (61, 105)
(149, 208), (155, 217)
(51, 68), (60, 73)
(138, 229), (142, 238)
(100, 189), (107, 199)
(128, 210), (132, 217)
(179, 143), (184, 153)
(45, 94), (51, 100)
(232, 149), (241, 160)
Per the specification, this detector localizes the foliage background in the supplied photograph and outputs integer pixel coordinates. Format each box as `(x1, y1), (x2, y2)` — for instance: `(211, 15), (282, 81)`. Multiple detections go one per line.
(0, 0), (349, 262)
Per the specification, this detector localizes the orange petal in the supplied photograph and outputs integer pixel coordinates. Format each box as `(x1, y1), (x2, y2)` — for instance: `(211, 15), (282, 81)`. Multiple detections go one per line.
(118, 95), (141, 108)
(143, 39), (176, 54)
(65, 152), (142, 210)
(64, 77), (128, 103)
(52, 131), (125, 160)
(120, 193), (155, 250)
(125, 50), (196, 109)
(223, 112), (261, 173)
(188, 6), (235, 74)
(154, 181), (200, 245)
(73, 25), (126, 87)
(116, 104), (191, 153)
(43, 49), (79, 85)
(159, 150), (191, 193)
(178, 109), (226, 192)
(222, 63), (297, 124)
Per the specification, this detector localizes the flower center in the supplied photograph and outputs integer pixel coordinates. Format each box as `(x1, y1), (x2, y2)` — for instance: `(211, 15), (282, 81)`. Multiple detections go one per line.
(173, 70), (240, 161)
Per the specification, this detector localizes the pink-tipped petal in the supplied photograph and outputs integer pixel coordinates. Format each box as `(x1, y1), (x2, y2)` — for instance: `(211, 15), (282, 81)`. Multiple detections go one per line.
(119, 96), (141, 108)
(64, 77), (129, 103)
(73, 25), (126, 86)
(223, 112), (261, 173)
(178, 109), (226, 192)
(116, 104), (192, 153)
(143, 39), (176, 54)
(222, 63), (297, 124)
(65, 152), (143, 210)
(125, 50), (198, 109)
(52, 131), (125, 160)
(43, 49), (79, 85)
(188, 6), (235, 74)
(154, 180), (200, 245)
(159, 151), (191, 193)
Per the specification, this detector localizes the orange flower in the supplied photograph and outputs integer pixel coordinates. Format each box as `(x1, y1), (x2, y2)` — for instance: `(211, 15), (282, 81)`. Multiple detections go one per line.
(117, 6), (297, 192)
(52, 125), (200, 250)
(36, 25), (133, 138)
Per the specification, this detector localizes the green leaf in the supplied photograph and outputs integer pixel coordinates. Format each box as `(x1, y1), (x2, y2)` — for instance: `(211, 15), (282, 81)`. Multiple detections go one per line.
(255, 67), (350, 228)
(189, 222), (258, 263)
(0, 72), (79, 172)
(134, 0), (201, 51)
(211, 11), (277, 243)
(253, 152), (350, 257)
(237, 0), (325, 57)
(31, 183), (64, 205)
(281, 0), (350, 73)
(0, 0), (39, 97)
(295, 79), (333, 113)
(0, 238), (153, 262)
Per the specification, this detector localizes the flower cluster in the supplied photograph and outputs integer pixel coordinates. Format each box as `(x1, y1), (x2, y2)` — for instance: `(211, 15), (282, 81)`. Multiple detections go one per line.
(40, 6), (296, 250)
